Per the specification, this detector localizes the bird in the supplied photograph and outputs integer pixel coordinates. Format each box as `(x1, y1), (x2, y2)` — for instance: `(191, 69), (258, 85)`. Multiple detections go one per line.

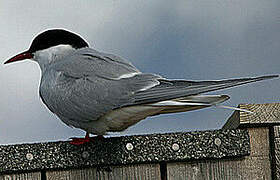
(4, 29), (278, 145)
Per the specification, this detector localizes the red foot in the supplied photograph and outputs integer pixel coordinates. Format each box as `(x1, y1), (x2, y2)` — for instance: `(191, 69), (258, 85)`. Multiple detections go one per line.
(70, 132), (91, 145)
(69, 133), (104, 145)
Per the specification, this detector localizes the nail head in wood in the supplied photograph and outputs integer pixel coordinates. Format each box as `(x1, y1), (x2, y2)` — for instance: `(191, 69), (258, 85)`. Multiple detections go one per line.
(126, 143), (134, 151)
(172, 143), (180, 151)
(26, 153), (34, 161)
(214, 138), (222, 146)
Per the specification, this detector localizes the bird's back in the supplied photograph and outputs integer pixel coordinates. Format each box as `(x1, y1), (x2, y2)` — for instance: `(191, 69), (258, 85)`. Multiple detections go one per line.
(38, 48), (142, 126)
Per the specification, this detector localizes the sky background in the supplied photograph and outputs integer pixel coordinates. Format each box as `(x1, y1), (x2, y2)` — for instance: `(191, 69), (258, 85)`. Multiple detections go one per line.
(0, 0), (279, 144)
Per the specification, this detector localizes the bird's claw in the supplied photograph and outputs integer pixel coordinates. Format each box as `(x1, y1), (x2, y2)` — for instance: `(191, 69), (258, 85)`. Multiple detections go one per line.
(69, 137), (92, 145)
(69, 134), (104, 145)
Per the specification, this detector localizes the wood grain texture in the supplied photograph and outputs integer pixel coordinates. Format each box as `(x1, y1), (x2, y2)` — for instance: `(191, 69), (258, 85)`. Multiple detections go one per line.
(166, 127), (272, 180)
(0, 172), (41, 180)
(274, 126), (280, 138)
(223, 103), (280, 129)
(248, 127), (270, 156)
(239, 103), (280, 124)
(46, 164), (160, 180)
(274, 138), (280, 179)
(167, 157), (271, 180)
(274, 126), (280, 179)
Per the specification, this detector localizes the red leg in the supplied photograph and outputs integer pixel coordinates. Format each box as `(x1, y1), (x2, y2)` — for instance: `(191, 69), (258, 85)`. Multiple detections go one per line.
(69, 132), (91, 145)
(69, 133), (104, 145)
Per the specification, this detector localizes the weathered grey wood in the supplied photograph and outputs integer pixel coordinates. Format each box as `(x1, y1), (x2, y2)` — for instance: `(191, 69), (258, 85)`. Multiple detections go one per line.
(223, 103), (280, 178)
(274, 125), (280, 138)
(0, 172), (41, 180)
(0, 130), (249, 174)
(274, 126), (280, 179)
(223, 103), (280, 129)
(167, 127), (271, 179)
(46, 164), (160, 180)
(248, 127), (270, 156)
(167, 157), (271, 180)
(274, 138), (280, 179)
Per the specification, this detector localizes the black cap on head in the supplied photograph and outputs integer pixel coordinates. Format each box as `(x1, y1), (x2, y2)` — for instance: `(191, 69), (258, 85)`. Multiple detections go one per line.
(28, 29), (89, 53)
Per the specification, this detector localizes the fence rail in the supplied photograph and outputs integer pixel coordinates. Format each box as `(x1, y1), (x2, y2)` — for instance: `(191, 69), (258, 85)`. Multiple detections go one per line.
(1, 102), (280, 180)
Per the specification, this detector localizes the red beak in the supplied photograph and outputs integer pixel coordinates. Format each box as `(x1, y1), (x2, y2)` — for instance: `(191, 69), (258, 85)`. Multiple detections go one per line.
(4, 51), (33, 64)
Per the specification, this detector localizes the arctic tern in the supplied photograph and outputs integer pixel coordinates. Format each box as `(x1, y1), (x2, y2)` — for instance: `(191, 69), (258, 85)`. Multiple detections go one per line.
(4, 29), (278, 145)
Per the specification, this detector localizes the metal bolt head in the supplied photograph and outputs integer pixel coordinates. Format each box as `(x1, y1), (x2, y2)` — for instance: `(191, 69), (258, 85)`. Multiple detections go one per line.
(26, 153), (34, 160)
(126, 143), (134, 151)
(82, 151), (90, 159)
(214, 138), (222, 146)
(172, 143), (180, 151)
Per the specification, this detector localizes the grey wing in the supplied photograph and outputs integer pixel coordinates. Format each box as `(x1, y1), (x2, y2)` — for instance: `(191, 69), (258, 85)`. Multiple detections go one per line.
(68, 73), (276, 123)
(46, 48), (160, 122)
(52, 48), (140, 79)
(129, 75), (278, 106)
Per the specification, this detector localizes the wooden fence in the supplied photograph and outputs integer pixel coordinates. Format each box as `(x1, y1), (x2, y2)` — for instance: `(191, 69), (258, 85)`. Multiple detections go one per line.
(1, 102), (280, 180)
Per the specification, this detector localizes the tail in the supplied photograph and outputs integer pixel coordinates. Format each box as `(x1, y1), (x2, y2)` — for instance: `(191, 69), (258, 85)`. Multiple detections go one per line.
(134, 75), (279, 105)
(214, 105), (254, 114)
(150, 94), (230, 114)
(149, 94), (254, 115)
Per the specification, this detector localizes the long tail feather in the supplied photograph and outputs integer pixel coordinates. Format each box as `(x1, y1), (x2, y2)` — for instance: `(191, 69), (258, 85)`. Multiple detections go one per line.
(215, 105), (254, 114)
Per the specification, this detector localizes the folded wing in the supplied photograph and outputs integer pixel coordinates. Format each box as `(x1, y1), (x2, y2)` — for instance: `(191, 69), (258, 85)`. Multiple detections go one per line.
(131, 75), (278, 105)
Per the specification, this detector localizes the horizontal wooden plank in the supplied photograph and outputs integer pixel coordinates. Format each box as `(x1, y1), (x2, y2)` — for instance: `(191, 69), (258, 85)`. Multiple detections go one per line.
(223, 103), (280, 129)
(0, 172), (41, 180)
(46, 164), (160, 180)
(167, 156), (271, 180)
(0, 129), (250, 174)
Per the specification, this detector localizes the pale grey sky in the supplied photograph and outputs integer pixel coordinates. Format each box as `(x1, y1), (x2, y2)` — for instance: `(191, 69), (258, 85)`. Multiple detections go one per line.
(0, 0), (279, 144)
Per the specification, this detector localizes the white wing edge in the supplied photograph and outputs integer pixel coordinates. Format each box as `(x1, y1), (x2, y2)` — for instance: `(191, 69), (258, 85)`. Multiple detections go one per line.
(148, 94), (229, 106)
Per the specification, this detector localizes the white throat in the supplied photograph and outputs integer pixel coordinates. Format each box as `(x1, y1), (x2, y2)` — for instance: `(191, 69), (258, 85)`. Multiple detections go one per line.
(33, 44), (75, 71)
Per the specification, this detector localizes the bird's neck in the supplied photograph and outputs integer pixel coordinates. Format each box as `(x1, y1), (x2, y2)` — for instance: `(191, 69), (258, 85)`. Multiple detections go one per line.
(33, 45), (75, 71)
